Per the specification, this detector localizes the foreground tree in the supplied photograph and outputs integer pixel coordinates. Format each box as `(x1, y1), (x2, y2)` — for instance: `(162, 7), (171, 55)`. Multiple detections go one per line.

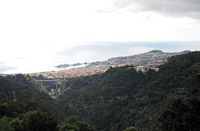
(10, 111), (57, 131)
(58, 117), (95, 131)
(155, 97), (200, 131)
(123, 126), (137, 131)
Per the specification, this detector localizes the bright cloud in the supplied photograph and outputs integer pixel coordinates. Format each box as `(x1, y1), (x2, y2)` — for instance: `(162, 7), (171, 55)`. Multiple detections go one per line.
(0, 0), (200, 73)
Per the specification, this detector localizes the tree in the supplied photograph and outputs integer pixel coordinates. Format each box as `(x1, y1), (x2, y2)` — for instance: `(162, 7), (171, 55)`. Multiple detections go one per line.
(156, 98), (200, 131)
(10, 111), (57, 131)
(0, 116), (13, 131)
(58, 117), (95, 131)
(123, 126), (137, 131)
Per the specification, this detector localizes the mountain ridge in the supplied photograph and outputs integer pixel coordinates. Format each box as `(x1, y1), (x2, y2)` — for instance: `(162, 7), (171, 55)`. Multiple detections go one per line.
(56, 50), (190, 68)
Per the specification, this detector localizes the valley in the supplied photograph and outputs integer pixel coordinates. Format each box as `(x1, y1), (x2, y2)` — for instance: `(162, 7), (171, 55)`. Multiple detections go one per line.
(0, 51), (199, 131)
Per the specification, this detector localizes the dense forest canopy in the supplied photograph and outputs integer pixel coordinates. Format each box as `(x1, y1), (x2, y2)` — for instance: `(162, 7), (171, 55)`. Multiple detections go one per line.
(0, 74), (95, 131)
(57, 52), (200, 131)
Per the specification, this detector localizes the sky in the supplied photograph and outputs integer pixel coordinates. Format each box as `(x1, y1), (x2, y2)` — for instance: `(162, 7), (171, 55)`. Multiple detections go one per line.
(0, 0), (200, 73)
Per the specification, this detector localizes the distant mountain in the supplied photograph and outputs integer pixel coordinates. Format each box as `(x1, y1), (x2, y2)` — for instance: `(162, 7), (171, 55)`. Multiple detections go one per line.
(55, 62), (88, 69)
(56, 50), (190, 68)
(32, 50), (190, 78)
(87, 50), (190, 67)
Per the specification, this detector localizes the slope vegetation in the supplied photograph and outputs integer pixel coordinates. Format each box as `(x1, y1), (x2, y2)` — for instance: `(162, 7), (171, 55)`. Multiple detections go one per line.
(57, 52), (200, 131)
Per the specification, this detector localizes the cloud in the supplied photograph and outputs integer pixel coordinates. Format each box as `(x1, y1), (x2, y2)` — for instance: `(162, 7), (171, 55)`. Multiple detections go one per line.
(0, 65), (15, 73)
(112, 0), (200, 19)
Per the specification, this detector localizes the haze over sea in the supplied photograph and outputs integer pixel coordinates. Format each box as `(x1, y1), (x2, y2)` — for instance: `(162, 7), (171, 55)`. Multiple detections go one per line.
(1, 41), (199, 74)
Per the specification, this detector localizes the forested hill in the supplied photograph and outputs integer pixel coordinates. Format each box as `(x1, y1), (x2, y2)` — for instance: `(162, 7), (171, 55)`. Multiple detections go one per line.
(0, 74), (62, 117)
(0, 74), (95, 131)
(57, 51), (200, 131)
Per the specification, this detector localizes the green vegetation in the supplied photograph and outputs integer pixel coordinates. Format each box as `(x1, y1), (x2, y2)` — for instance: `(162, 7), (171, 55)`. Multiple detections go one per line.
(58, 51), (200, 131)
(154, 97), (200, 131)
(0, 110), (57, 131)
(58, 117), (95, 131)
(123, 126), (137, 131)
(0, 74), (94, 131)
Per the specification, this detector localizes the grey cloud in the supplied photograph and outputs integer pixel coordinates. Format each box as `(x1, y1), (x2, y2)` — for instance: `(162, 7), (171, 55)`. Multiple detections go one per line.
(113, 0), (200, 19)
(96, 9), (113, 13)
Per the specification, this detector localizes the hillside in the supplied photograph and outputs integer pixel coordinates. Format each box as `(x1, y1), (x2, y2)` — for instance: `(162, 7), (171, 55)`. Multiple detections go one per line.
(0, 75), (95, 131)
(57, 50), (190, 68)
(57, 51), (200, 131)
